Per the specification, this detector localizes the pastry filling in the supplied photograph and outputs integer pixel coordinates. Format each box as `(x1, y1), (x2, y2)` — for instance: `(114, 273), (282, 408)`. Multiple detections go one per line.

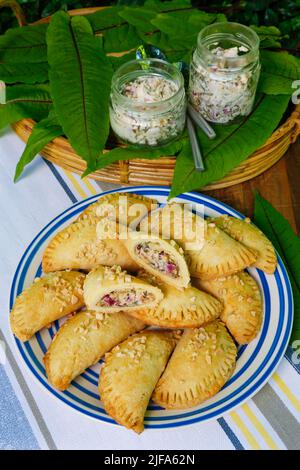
(98, 289), (155, 307)
(135, 242), (179, 278)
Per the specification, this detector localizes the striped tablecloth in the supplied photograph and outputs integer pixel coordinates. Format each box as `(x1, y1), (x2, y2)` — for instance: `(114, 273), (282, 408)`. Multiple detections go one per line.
(0, 127), (299, 450)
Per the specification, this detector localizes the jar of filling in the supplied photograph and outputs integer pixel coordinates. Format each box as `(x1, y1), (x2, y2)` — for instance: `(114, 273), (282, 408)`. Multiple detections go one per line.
(109, 59), (186, 147)
(188, 22), (260, 124)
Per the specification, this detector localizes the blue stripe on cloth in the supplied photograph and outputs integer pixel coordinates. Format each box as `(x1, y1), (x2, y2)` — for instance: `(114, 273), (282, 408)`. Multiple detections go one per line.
(0, 366), (39, 450)
(217, 418), (244, 450)
(43, 159), (78, 203)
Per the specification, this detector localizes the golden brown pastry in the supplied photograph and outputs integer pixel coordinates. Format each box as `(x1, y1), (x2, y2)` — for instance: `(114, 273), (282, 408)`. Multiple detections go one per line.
(152, 322), (237, 409)
(211, 215), (277, 274)
(83, 265), (164, 313)
(193, 272), (263, 344)
(77, 192), (158, 228)
(10, 271), (85, 342)
(186, 223), (257, 280)
(42, 217), (139, 273)
(139, 202), (206, 251)
(44, 310), (145, 391)
(140, 202), (257, 280)
(128, 271), (222, 328)
(99, 330), (177, 433)
(124, 232), (190, 288)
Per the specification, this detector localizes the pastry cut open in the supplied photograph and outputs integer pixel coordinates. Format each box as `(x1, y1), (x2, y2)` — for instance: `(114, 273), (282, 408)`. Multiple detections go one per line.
(125, 232), (190, 288)
(83, 265), (164, 313)
(44, 310), (145, 391)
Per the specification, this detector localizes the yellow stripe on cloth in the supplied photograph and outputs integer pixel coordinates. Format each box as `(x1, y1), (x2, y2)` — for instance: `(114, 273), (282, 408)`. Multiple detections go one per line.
(82, 177), (98, 196)
(62, 170), (88, 199)
(230, 411), (261, 449)
(241, 403), (279, 450)
(272, 372), (300, 413)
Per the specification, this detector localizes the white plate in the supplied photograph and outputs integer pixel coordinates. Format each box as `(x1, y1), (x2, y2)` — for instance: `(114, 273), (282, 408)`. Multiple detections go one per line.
(9, 186), (293, 429)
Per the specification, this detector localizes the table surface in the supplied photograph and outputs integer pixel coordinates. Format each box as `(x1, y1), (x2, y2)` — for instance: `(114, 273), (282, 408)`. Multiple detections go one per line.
(0, 128), (299, 451)
(206, 141), (300, 234)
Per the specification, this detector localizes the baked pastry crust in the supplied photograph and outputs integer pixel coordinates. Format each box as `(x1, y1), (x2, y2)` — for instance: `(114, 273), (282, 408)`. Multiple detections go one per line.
(124, 232), (190, 288)
(128, 271), (223, 328)
(42, 217), (139, 273)
(211, 215), (277, 274)
(152, 321), (237, 409)
(10, 271), (85, 342)
(139, 203), (257, 280)
(77, 193), (158, 228)
(194, 272), (263, 344)
(139, 202), (206, 251)
(186, 223), (257, 280)
(99, 330), (177, 433)
(44, 310), (145, 391)
(83, 265), (164, 313)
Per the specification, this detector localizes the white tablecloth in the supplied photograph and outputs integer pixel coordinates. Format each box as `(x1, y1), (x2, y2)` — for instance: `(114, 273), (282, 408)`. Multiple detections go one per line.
(0, 127), (299, 450)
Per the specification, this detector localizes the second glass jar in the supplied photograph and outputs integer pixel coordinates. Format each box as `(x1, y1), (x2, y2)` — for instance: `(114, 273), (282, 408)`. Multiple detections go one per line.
(188, 22), (261, 124)
(109, 59), (186, 147)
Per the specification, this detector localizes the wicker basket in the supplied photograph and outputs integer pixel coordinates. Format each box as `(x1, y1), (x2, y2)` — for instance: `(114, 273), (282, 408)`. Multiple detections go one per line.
(6, 3), (300, 190)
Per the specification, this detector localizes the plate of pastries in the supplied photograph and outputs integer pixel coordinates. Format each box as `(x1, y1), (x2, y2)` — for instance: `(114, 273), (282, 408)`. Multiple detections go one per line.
(10, 187), (293, 434)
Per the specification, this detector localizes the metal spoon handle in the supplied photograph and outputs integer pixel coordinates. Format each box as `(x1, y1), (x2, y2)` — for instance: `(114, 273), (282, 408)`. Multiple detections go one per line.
(187, 104), (216, 140)
(187, 116), (205, 172)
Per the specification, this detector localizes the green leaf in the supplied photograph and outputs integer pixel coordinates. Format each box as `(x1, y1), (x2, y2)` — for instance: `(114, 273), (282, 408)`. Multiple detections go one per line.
(83, 138), (185, 177)
(118, 7), (157, 32)
(258, 51), (300, 95)
(0, 61), (48, 84)
(47, 12), (113, 171)
(0, 83), (52, 129)
(87, 6), (124, 32)
(144, 0), (192, 10)
(250, 25), (283, 49)
(253, 191), (300, 343)
(14, 110), (63, 182)
(103, 24), (142, 53)
(169, 94), (290, 199)
(109, 51), (136, 71)
(0, 23), (47, 63)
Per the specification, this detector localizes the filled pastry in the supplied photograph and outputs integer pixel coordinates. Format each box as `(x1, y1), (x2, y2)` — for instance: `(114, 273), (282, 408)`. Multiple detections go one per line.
(83, 265), (164, 313)
(42, 217), (139, 273)
(152, 321), (237, 409)
(139, 203), (257, 279)
(194, 272), (263, 344)
(124, 232), (190, 288)
(139, 202), (206, 251)
(77, 192), (158, 228)
(99, 330), (177, 433)
(211, 215), (277, 274)
(128, 270), (223, 328)
(10, 271), (85, 342)
(44, 310), (145, 391)
(186, 223), (257, 280)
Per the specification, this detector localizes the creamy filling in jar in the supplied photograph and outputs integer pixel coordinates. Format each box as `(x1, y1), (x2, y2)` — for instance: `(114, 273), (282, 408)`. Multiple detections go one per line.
(110, 59), (186, 147)
(135, 241), (179, 278)
(188, 22), (260, 124)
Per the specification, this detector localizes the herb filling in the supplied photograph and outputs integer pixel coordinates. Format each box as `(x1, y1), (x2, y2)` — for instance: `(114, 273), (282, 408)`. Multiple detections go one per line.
(99, 289), (155, 307)
(135, 242), (179, 278)
(189, 45), (260, 124)
(110, 75), (186, 146)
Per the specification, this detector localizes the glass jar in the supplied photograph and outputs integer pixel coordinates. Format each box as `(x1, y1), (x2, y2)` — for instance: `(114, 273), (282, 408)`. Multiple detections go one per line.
(188, 22), (261, 124)
(109, 59), (186, 147)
